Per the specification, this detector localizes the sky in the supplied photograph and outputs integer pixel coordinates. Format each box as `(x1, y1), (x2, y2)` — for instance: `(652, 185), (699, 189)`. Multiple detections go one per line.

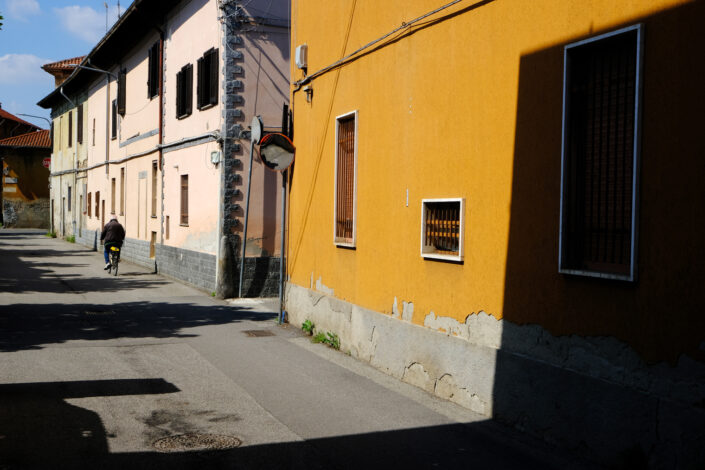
(0, 0), (124, 129)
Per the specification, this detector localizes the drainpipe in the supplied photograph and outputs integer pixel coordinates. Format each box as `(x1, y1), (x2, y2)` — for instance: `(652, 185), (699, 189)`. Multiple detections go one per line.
(158, 33), (164, 270)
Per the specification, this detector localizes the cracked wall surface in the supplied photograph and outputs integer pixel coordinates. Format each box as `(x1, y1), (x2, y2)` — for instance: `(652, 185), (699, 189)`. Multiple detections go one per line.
(285, 282), (705, 468)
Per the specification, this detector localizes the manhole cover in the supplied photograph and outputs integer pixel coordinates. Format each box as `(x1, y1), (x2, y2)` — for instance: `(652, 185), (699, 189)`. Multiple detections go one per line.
(243, 330), (274, 337)
(153, 434), (242, 452)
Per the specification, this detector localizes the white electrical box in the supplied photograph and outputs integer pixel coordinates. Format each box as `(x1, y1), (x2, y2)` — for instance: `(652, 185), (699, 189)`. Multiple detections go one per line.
(295, 44), (308, 70)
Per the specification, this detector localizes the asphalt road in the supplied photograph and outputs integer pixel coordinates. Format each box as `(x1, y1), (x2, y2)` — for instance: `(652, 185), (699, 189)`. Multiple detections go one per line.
(0, 229), (597, 469)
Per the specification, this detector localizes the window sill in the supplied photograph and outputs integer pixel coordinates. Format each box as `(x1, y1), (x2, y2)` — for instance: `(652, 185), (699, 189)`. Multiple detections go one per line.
(559, 267), (634, 282)
(179, 224), (189, 227)
(177, 113), (192, 120)
(422, 252), (463, 263)
(197, 103), (216, 112)
(151, 215), (157, 219)
(334, 240), (356, 249)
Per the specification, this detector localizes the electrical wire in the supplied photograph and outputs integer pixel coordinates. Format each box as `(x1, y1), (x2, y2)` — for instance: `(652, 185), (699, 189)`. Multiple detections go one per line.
(294, 0), (468, 87)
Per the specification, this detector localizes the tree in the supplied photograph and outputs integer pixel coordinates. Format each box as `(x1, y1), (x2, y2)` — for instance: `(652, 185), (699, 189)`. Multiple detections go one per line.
(0, 12), (3, 30)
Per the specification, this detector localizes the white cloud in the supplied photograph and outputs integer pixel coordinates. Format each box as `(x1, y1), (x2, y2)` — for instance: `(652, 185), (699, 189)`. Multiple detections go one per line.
(5, 0), (41, 21)
(54, 5), (119, 44)
(0, 54), (53, 85)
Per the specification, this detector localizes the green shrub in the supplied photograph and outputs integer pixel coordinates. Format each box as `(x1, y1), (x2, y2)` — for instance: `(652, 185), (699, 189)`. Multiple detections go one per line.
(301, 319), (315, 335)
(66, 235), (75, 243)
(312, 332), (326, 344)
(45, 231), (57, 238)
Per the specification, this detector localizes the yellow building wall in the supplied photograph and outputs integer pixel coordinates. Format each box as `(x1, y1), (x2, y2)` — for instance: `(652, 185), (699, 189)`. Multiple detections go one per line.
(288, 0), (704, 363)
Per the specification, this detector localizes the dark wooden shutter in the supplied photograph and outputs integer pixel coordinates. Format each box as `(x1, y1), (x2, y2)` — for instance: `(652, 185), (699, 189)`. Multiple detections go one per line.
(77, 104), (83, 144)
(176, 69), (183, 117)
(335, 116), (355, 242)
(564, 30), (637, 275)
(111, 100), (117, 139)
(209, 48), (219, 106)
(185, 64), (193, 115)
(197, 57), (204, 109)
(68, 111), (73, 147)
(148, 41), (160, 98)
(148, 45), (154, 97)
(118, 69), (126, 116)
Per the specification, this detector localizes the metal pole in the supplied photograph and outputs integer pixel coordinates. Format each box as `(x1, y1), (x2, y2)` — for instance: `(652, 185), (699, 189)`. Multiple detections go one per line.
(238, 139), (255, 298)
(278, 168), (287, 324)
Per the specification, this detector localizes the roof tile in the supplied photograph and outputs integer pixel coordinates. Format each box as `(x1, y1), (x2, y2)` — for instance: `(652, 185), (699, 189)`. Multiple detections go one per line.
(0, 130), (51, 149)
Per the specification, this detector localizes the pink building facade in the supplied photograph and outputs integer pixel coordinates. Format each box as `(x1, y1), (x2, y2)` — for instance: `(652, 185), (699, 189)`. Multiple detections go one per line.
(39, 0), (290, 295)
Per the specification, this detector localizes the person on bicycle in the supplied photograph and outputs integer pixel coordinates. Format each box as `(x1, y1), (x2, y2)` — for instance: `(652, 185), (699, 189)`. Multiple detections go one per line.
(100, 215), (125, 270)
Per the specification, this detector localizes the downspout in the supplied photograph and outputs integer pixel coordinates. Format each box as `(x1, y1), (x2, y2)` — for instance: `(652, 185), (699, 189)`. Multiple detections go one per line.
(158, 32), (165, 266)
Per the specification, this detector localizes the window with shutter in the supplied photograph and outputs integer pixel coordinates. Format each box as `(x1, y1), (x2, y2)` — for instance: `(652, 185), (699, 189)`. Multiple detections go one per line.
(197, 57), (204, 109)
(68, 111), (73, 148)
(87, 192), (92, 217)
(208, 48), (218, 106)
(176, 64), (193, 119)
(197, 48), (218, 110)
(148, 41), (160, 99)
(559, 25), (642, 281)
(111, 178), (116, 214)
(151, 161), (157, 217)
(334, 112), (357, 246)
(180, 175), (189, 225)
(77, 104), (83, 145)
(118, 69), (126, 116)
(111, 99), (117, 140)
(120, 168), (125, 215)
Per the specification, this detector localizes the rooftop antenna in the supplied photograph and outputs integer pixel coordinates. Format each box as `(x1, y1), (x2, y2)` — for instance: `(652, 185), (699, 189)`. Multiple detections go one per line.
(104, 2), (108, 32)
(117, 1), (121, 18)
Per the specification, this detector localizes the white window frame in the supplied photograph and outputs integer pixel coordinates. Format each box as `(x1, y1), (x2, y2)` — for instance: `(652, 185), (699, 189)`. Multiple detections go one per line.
(558, 24), (643, 282)
(333, 110), (358, 248)
(420, 197), (465, 262)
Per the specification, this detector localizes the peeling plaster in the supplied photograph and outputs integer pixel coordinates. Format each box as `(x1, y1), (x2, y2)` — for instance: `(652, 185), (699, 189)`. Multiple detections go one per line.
(392, 298), (413, 321)
(315, 277), (334, 296)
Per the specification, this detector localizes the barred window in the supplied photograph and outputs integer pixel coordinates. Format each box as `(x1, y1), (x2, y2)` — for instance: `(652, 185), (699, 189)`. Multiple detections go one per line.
(67, 111), (73, 148)
(421, 199), (464, 262)
(334, 112), (357, 246)
(111, 100), (117, 140)
(560, 25), (642, 281)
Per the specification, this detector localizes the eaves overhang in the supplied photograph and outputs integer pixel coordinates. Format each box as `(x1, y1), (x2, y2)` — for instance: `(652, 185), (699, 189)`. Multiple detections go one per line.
(37, 0), (167, 110)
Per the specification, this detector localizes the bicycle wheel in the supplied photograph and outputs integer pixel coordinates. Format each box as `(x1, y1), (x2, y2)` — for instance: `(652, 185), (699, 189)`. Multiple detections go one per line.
(111, 252), (119, 276)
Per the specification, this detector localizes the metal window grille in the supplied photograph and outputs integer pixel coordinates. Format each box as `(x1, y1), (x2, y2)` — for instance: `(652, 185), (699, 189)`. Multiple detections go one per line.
(562, 28), (639, 276)
(180, 175), (188, 225)
(95, 191), (100, 218)
(422, 200), (462, 258)
(335, 115), (355, 243)
(87, 192), (92, 217)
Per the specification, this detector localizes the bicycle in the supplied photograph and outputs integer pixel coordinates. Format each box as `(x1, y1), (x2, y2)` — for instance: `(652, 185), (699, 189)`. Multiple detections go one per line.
(108, 245), (120, 276)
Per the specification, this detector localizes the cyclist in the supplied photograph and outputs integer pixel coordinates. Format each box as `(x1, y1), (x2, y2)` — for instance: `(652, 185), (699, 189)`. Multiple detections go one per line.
(100, 215), (125, 270)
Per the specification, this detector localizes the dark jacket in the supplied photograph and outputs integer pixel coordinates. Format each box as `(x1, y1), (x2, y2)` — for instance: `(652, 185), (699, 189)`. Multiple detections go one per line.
(100, 220), (125, 245)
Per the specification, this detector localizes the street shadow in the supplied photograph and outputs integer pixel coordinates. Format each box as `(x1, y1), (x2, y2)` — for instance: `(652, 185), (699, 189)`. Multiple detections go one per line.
(0, 300), (275, 352)
(0, 378), (568, 470)
(499, 2), (705, 468)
